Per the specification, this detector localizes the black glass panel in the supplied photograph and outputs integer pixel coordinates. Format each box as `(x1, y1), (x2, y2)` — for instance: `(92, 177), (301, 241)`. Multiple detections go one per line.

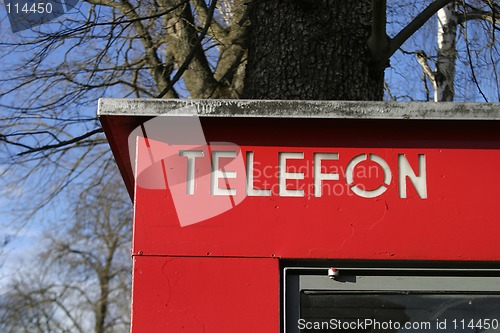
(299, 293), (500, 333)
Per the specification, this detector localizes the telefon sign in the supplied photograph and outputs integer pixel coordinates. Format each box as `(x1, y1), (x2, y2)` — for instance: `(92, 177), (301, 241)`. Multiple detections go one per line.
(129, 109), (427, 227)
(100, 99), (500, 259)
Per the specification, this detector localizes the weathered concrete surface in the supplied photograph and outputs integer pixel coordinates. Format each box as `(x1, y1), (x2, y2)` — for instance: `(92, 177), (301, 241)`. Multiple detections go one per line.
(98, 99), (500, 120)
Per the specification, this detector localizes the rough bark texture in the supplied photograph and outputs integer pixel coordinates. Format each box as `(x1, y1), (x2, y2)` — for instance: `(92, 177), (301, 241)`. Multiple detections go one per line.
(243, 0), (384, 100)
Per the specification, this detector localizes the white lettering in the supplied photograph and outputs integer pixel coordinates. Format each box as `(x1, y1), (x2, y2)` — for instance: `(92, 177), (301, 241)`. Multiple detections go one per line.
(211, 150), (237, 196)
(314, 153), (340, 197)
(180, 149), (427, 199)
(179, 150), (204, 195)
(279, 152), (304, 197)
(346, 154), (392, 198)
(246, 152), (271, 196)
(399, 154), (427, 198)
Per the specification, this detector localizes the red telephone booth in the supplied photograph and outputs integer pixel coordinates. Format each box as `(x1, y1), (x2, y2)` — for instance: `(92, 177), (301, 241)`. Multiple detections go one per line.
(99, 99), (500, 333)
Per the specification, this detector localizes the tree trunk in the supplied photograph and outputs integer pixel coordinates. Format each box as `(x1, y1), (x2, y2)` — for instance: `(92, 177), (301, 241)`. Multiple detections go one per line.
(243, 0), (384, 100)
(435, 3), (457, 101)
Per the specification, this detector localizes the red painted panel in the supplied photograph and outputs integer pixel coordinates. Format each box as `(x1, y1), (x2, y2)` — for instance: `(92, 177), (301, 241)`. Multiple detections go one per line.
(131, 256), (279, 333)
(131, 118), (500, 261)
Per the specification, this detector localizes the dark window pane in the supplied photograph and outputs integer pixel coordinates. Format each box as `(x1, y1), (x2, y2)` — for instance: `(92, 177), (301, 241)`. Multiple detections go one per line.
(300, 293), (500, 333)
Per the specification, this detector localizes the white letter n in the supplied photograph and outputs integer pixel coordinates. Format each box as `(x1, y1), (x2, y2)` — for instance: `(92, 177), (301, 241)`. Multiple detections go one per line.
(399, 154), (427, 199)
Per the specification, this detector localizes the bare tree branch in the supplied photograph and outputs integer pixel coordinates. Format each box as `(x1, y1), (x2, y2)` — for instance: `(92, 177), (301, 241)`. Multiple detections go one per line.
(389, 0), (454, 58)
(462, 21), (490, 102)
(416, 50), (438, 93)
(15, 128), (104, 157)
(457, 10), (500, 28)
(157, 0), (218, 98)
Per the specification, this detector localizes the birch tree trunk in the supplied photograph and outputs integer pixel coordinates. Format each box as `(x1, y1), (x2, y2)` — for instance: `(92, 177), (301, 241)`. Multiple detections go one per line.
(435, 3), (457, 101)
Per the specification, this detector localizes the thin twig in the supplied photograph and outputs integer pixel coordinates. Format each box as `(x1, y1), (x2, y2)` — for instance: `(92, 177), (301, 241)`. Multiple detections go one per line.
(16, 128), (104, 156)
(461, 7), (489, 102)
